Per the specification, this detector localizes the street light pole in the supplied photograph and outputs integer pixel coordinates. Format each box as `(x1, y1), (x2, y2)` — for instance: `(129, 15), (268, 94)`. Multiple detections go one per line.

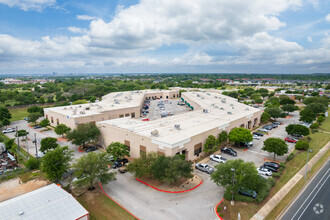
(305, 149), (312, 180)
(231, 168), (235, 205)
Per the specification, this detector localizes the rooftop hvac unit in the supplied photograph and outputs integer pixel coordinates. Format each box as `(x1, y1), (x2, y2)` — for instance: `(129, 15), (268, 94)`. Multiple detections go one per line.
(63, 107), (67, 110)
(174, 124), (181, 130)
(203, 109), (208, 113)
(80, 111), (86, 114)
(211, 103), (215, 106)
(245, 108), (249, 111)
(214, 96), (218, 98)
(232, 106), (234, 109)
(85, 107), (90, 110)
(73, 109), (77, 115)
(220, 107), (224, 110)
(214, 105), (218, 108)
(221, 99), (226, 103)
(227, 112), (232, 115)
(201, 97), (204, 99)
(197, 94), (200, 97)
(230, 104), (234, 106)
(206, 93), (210, 95)
(151, 130), (159, 136)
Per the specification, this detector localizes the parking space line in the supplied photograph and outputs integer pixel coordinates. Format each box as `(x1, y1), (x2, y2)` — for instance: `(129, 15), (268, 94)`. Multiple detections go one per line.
(247, 150), (269, 156)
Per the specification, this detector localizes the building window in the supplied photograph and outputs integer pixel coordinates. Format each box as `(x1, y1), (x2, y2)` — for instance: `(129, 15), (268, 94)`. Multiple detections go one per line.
(140, 145), (146, 156)
(160, 96), (162, 98)
(119, 114), (124, 118)
(125, 140), (130, 152)
(194, 143), (202, 157)
(51, 117), (53, 123)
(173, 94), (175, 97)
(125, 113), (129, 117)
(46, 115), (48, 119)
(56, 119), (59, 125)
(131, 112), (135, 118)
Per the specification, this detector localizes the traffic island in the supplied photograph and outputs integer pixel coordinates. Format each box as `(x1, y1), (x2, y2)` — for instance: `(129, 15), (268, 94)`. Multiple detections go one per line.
(136, 175), (202, 193)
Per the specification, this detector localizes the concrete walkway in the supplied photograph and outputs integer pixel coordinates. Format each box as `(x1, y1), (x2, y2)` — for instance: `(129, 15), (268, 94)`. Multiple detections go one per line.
(251, 141), (330, 220)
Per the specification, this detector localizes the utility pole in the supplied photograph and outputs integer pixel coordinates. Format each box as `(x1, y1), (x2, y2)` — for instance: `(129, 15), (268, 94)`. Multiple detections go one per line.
(16, 126), (20, 151)
(35, 133), (38, 158)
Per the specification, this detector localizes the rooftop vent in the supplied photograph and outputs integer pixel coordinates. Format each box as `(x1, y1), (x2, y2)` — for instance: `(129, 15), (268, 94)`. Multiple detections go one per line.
(85, 107), (90, 110)
(80, 111), (85, 115)
(206, 93), (210, 95)
(230, 104), (234, 106)
(72, 109), (77, 115)
(227, 112), (232, 115)
(174, 124), (181, 130)
(214, 96), (218, 98)
(221, 98), (226, 103)
(203, 109), (208, 113)
(245, 108), (249, 111)
(151, 130), (159, 136)
(220, 107), (224, 110)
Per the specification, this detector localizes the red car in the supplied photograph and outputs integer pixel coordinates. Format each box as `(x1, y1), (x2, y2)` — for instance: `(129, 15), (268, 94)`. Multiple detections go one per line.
(285, 137), (297, 143)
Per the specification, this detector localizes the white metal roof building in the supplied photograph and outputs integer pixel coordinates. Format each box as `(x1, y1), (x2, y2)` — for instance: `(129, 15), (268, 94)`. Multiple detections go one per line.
(0, 184), (89, 220)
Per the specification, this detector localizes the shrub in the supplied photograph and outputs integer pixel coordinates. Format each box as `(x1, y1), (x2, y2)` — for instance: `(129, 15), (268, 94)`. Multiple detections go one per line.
(317, 116), (324, 124)
(272, 172), (281, 178)
(306, 136), (312, 142)
(256, 182), (272, 203)
(279, 167), (285, 173)
(295, 140), (309, 150)
(26, 157), (41, 170)
(280, 162), (286, 169)
(5, 104), (11, 107)
(235, 193), (254, 202)
(286, 153), (294, 161)
(311, 129), (318, 134)
(267, 177), (276, 187)
(310, 123), (319, 129)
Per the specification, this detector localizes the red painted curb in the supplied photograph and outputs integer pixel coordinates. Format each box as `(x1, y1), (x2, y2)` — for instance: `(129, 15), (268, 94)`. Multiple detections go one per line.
(136, 178), (203, 193)
(99, 182), (139, 220)
(214, 198), (225, 220)
(78, 146), (84, 153)
(244, 149), (248, 151)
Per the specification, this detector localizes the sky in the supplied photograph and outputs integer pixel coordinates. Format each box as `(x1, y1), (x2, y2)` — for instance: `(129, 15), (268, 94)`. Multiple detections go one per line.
(0, 0), (330, 74)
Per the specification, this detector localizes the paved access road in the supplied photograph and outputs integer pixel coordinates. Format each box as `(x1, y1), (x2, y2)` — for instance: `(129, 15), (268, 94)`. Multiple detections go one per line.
(280, 160), (330, 220)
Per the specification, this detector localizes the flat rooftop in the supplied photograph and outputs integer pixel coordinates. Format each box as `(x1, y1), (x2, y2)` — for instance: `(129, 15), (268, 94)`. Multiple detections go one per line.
(0, 184), (88, 220)
(45, 89), (172, 118)
(98, 91), (261, 147)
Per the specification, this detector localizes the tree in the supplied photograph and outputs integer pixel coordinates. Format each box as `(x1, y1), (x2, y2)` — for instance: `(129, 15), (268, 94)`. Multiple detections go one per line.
(261, 111), (271, 123)
(72, 152), (116, 190)
(264, 97), (280, 108)
(211, 159), (261, 196)
(295, 141), (309, 150)
(228, 91), (239, 99)
(67, 123), (100, 147)
(40, 137), (59, 153)
(16, 130), (29, 140)
(26, 157), (41, 170)
(262, 138), (288, 160)
(204, 135), (219, 152)
(229, 128), (253, 145)
(254, 97), (263, 104)
(266, 107), (282, 120)
(285, 124), (310, 136)
(151, 155), (193, 184)
(281, 104), (295, 114)
(2, 118), (10, 128)
(0, 107), (11, 121)
(41, 146), (73, 182)
(310, 123), (319, 129)
(317, 116), (324, 124)
(128, 153), (158, 178)
(54, 124), (71, 137)
(305, 103), (326, 114)
(279, 97), (295, 105)
(299, 109), (317, 124)
(218, 131), (228, 143)
(27, 106), (43, 114)
(28, 112), (42, 124)
(106, 142), (130, 160)
(39, 118), (50, 127)
(303, 96), (328, 106)
(4, 138), (15, 151)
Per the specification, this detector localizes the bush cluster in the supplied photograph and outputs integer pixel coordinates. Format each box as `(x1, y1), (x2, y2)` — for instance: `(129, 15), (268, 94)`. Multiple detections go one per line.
(26, 157), (41, 170)
(286, 153), (294, 161)
(310, 123), (319, 129)
(295, 140), (309, 150)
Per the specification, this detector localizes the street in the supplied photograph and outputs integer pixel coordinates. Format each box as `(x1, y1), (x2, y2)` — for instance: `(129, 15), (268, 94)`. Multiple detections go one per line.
(280, 159), (330, 220)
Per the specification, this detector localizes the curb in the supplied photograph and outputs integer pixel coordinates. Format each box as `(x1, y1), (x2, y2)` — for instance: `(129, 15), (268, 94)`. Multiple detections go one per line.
(214, 198), (225, 220)
(78, 146), (84, 153)
(99, 182), (139, 220)
(136, 178), (203, 193)
(27, 124), (67, 142)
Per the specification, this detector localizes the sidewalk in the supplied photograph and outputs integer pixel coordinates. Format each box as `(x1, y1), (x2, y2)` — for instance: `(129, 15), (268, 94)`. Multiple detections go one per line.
(251, 141), (330, 220)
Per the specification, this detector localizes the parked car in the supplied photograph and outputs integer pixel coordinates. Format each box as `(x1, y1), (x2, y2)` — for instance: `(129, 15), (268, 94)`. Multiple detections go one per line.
(2, 128), (16, 133)
(291, 134), (303, 139)
(285, 137), (298, 143)
(238, 188), (257, 199)
(239, 142), (253, 148)
(24, 117), (29, 121)
(112, 158), (129, 168)
(257, 167), (272, 176)
(264, 162), (280, 170)
(86, 146), (97, 152)
(35, 151), (45, 158)
(210, 155), (227, 163)
(272, 121), (281, 125)
(221, 147), (237, 156)
(260, 165), (278, 173)
(262, 125), (273, 130)
(253, 135), (260, 140)
(258, 128), (269, 132)
(253, 132), (264, 137)
(270, 123), (278, 128)
(195, 163), (214, 174)
(33, 125), (42, 129)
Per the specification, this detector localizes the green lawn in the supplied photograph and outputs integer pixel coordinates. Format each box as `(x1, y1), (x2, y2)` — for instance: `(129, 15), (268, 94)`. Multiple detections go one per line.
(77, 187), (137, 220)
(0, 100), (16, 108)
(9, 107), (29, 122)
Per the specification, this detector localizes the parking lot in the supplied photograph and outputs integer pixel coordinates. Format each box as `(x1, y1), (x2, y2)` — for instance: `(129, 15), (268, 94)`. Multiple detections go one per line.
(142, 99), (191, 121)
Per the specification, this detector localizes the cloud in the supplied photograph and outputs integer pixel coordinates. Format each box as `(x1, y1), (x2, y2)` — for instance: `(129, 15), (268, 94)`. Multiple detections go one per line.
(68, 27), (87, 34)
(0, 0), (56, 11)
(326, 14), (330, 22)
(76, 15), (96, 21)
(307, 36), (313, 42)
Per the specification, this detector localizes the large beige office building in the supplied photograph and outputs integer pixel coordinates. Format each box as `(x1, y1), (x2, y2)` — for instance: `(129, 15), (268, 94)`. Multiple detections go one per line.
(45, 89), (262, 161)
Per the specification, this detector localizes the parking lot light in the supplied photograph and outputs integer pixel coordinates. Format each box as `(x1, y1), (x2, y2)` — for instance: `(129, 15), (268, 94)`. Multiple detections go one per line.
(231, 168), (235, 205)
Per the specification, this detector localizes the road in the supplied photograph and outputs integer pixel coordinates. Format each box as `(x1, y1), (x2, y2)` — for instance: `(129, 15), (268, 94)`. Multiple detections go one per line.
(280, 159), (330, 220)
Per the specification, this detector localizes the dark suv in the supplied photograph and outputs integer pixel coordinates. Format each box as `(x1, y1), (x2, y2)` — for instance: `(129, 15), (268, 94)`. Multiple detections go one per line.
(112, 158), (129, 168)
(264, 162), (280, 170)
(238, 188), (257, 199)
(221, 147), (237, 156)
(253, 132), (264, 137)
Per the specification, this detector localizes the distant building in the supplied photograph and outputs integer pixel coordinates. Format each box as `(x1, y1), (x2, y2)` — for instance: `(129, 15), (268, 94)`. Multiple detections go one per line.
(0, 184), (89, 220)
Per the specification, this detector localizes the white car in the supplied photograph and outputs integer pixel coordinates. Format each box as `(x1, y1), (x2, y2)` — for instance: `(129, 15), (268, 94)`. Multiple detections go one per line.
(2, 128), (16, 133)
(258, 128), (269, 132)
(257, 167), (272, 176)
(253, 135), (260, 140)
(210, 155), (227, 163)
